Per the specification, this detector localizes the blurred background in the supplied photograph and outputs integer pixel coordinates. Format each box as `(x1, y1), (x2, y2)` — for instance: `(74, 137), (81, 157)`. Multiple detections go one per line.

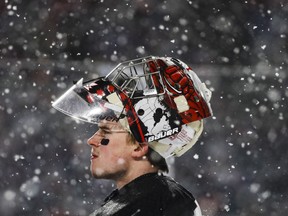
(0, 0), (287, 215)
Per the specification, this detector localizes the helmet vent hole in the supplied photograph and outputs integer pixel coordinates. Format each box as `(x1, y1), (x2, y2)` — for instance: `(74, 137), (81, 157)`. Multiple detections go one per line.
(138, 109), (145, 116)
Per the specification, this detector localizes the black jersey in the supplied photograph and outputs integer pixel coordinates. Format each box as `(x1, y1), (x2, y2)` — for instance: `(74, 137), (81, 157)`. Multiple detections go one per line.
(90, 172), (201, 216)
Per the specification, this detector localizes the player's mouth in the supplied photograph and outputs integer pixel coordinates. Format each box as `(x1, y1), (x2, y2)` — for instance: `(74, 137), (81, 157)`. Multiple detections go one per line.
(91, 153), (99, 160)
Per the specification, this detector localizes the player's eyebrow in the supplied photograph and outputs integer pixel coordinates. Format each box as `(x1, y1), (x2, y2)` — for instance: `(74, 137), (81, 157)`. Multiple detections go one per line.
(98, 125), (111, 131)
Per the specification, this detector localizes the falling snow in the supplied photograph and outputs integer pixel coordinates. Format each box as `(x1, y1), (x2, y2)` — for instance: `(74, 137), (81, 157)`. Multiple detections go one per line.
(0, 1), (287, 216)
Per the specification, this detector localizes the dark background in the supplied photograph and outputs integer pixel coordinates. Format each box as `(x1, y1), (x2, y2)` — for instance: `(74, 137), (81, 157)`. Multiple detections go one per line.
(0, 0), (287, 215)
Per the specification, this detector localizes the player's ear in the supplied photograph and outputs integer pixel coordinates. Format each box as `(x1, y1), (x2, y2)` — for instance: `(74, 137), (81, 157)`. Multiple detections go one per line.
(131, 142), (149, 158)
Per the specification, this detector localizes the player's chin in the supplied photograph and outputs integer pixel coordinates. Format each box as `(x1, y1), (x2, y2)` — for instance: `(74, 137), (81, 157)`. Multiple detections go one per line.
(91, 167), (105, 178)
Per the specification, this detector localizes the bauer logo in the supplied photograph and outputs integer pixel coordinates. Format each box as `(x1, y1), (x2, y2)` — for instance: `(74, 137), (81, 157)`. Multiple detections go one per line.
(147, 127), (179, 142)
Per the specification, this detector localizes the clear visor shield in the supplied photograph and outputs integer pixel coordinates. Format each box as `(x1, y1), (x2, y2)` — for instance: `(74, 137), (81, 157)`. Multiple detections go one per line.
(52, 79), (125, 124)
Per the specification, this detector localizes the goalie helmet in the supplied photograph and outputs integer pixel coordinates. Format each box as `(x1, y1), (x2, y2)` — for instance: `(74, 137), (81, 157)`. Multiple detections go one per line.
(52, 56), (212, 158)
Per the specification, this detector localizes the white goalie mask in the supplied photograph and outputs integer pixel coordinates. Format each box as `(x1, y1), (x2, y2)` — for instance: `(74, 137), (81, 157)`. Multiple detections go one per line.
(52, 56), (212, 158)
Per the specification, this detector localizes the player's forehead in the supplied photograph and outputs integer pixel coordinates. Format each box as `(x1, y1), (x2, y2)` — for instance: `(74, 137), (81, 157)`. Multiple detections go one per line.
(98, 120), (124, 131)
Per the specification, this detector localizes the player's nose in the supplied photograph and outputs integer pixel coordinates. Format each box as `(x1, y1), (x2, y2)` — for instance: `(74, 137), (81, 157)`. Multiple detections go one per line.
(87, 133), (101, 147)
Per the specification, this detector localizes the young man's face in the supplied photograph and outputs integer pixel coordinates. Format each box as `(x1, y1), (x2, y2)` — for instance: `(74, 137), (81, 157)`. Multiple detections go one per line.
(87, 121), (134, 180)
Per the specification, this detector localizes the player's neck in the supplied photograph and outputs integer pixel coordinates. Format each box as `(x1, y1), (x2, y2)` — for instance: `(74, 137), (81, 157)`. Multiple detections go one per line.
(115, 161), (158, 189)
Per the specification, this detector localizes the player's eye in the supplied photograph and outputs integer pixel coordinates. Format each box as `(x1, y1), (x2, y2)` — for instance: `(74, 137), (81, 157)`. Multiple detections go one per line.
(103, 130), (112, 135)
(99, 128), (112, 135)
